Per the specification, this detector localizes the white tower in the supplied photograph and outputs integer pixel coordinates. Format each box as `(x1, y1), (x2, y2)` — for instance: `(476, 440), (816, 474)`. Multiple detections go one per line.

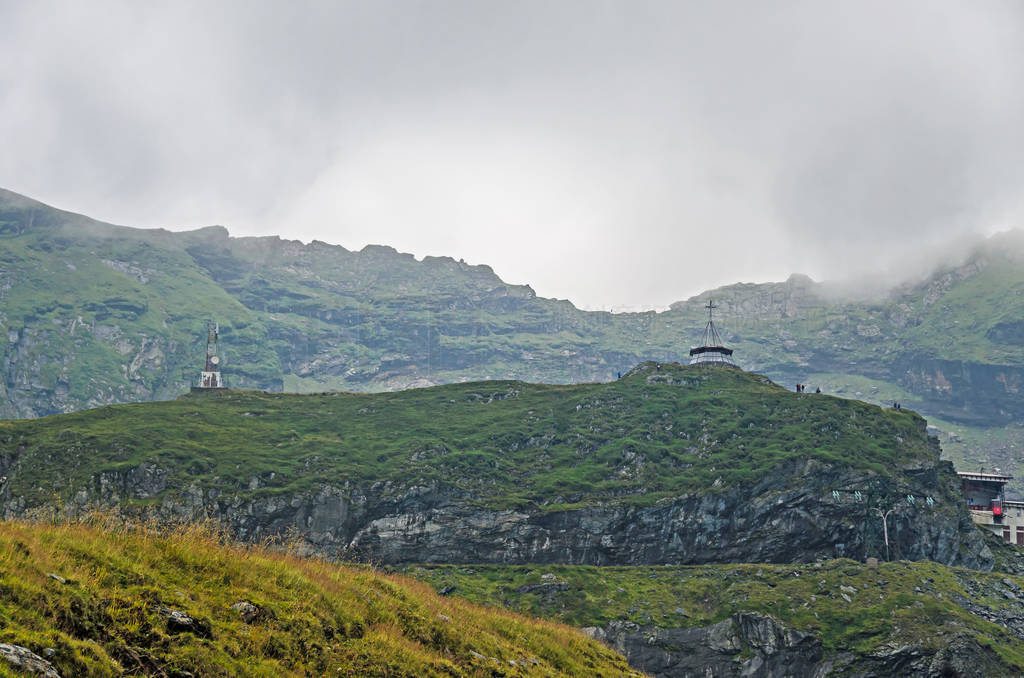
(194, 321), (225, 390)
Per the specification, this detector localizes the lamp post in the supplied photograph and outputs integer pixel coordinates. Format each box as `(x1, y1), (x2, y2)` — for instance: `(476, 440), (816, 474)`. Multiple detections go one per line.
(874, 507), (896, 562)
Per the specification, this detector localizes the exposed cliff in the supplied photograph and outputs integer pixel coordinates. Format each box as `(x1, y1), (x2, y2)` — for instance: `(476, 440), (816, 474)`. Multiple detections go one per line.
(410, 560), (1024, 677)
(0, 363), (992, 569)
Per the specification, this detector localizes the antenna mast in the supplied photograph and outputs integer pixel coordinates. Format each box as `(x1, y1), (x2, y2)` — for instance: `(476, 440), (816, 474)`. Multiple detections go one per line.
(193, 320), (225, 391)
(702, 300), (725, 347)
(205, 321), (219, 371)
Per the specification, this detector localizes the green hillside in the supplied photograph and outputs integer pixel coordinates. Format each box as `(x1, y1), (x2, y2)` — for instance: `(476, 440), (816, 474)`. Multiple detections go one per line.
(1, 187), (1021, 418)
(0, 519), (639, 678)
(2, 186), (1023, 491)
(408, 559), (1024, 676)
(0, 363), (935, 511)
(0, 362), (987, 569)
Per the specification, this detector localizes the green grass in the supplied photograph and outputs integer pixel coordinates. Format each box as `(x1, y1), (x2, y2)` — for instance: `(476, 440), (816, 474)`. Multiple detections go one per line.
(405, 558), (1024, 671)
(0, 363), (937, 511)
(0, 519), (640, 677)
(905, 257), (1024, 363)
(792, 370), (1024, 496)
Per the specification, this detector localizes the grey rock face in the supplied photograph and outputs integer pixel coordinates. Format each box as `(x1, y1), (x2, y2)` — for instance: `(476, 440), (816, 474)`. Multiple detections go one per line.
(848, 635), (1011, 678)
(7, 456), (991, 571)
(892, 355), (1024, 426)
(585, 613), (823, 678)
(340, 459), (990, 569)
(585, 616), (1011, 678)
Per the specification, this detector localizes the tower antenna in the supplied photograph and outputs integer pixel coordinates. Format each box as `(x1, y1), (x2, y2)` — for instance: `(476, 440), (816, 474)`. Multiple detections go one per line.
(688, 298), (737, 367)
(192, 320), (225, 391)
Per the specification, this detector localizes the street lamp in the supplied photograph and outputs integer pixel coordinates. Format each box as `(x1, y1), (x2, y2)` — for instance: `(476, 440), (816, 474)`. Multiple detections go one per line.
(874, 507), (897, 562)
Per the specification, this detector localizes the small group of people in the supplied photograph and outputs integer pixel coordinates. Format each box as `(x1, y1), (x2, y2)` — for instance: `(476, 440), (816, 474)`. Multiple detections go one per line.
(893, 401), (902, 409)
(795, 383), (821, 394)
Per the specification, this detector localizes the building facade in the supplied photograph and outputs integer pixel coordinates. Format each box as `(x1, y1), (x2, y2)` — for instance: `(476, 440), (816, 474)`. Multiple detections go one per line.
(959, 471), (1024, 544)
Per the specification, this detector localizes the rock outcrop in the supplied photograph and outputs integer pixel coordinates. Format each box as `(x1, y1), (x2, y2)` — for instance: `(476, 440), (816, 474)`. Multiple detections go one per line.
(582, 613), (824, 678)
(340, 459), (988, 569)
(583, 615), (1011, 678)
(5, 456), (989, 570)
(0, 643), (61, 678)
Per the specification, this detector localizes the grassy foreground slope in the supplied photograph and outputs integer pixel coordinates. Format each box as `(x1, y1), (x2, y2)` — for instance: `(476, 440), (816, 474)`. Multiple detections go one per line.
(0, 363), (936, 511)
(0, 520), (639, 678)
(409, 560), (1024, 675)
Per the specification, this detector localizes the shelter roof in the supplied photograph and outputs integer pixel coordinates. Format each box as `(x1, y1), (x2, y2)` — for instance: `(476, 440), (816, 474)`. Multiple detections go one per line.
(957, 471), (1013, 484)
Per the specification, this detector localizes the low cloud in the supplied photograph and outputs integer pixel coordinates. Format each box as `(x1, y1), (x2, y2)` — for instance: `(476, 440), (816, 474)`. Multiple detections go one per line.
(1, 1), (1022, 308)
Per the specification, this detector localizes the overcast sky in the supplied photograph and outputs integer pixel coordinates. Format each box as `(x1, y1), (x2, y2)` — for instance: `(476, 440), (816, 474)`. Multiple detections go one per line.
(2, 1), (1023, 309)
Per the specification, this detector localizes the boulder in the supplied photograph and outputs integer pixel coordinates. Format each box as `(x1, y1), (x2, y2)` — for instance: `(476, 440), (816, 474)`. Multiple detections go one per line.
(156, 606), (212, 638)
(0, 643), (61, 678)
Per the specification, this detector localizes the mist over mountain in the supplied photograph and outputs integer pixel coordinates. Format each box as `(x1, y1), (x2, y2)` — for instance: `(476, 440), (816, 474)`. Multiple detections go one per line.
(4, 2), (1024, 309)
(6, 4), (1024, 676)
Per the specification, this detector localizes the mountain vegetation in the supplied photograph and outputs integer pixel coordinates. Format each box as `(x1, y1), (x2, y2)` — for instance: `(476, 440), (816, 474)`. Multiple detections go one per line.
(0, 363), (988, 569)
(407, 559), (1024, 677)
(0, 363), (935, 510)
(1, 187), (1023, 491)
(0, 519), (639, 678)
(3, 185), (1023, 675)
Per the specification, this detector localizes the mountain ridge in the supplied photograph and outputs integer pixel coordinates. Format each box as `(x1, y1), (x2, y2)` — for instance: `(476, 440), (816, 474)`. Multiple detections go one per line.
(5, 185), (1017, 315)
(2, 186), (1023, 485)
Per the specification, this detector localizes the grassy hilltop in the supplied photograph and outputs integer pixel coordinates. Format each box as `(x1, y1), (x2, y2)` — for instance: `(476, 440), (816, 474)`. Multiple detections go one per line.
(2, 187), (1024, 490)
(1, 362), (985, 569)
(0, 520), (639, 678)
(0, 363), (936, 512)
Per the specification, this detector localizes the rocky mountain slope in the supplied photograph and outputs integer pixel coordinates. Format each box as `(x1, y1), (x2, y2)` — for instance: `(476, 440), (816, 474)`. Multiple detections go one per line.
(409, 559), (1024, 678)
(3, 181), (1020, 678)
(0, 519), (638, 677)
(0, 363), (991, 569)
(2, 187), (1023, 487)
(1, 187), (1022, 423)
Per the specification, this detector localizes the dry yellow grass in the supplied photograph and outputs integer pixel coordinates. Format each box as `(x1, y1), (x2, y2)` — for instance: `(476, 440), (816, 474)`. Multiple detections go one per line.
(0, 518), (643, 677)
